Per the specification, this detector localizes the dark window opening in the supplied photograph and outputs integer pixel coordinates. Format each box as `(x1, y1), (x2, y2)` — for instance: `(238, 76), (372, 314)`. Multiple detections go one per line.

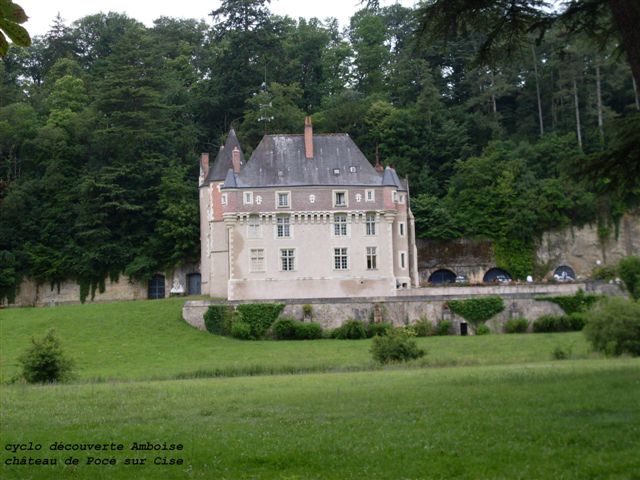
(148, 274), (165, 299)
(428, 269), (457, 284)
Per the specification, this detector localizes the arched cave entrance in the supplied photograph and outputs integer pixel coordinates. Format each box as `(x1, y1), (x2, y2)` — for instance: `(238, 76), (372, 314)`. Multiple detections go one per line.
(553, 265), (576, 281)
(483, 268), (512, 283)
(428, 269), (457, 284)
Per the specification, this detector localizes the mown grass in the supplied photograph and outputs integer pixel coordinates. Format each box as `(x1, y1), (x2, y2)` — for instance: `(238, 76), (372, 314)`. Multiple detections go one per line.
(1, 298), (593, 382)
(1, 360), (639, 479)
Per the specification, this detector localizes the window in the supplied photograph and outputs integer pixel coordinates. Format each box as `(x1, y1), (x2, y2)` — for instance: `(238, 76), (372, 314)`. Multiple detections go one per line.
(248, 215), (261, 238)
(334, 248), (348, 270)
(333, 168), (341, 175)
(250, 249), (265, 272)
(399, 194), (405, 204)
(399, 222), (405, 237)
(221, 193), (228, 205)
(276, 216), (290, 238)
(277, 191), (290, 208)
(334, 214), (347, 236)
(400, 252), (406, 269)
(281, 249), (294, 271)
(334, 191), (347, 207)
(365, 213), (376, 236)
(366, 247), (377, 270)
(392, 191), (398, 203)
(349, 166), (357, 173)
(365, 189), (375, 202)
(243, 191), (253, 205)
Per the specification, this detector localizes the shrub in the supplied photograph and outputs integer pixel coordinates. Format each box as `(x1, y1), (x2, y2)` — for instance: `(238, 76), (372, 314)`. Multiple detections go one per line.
(413, 318), (434, 337)
(230, 321), (252, 340)
(272, 317), (323, 340)
(331, 319), (368, 339)
(618, 256), (640, 300)
(504, 317), (529, 334)
(18, 329), (74, 383)
(447, 297), (504, 326)
(567, 312), (588, 331)
(367, 322), (393, 338)
(370, 330), (426, 364)
(236, 303), (285, 339)
(436, 320), (452, 336)
(533, 315), (570, 333)
(302, 304), (313, 319)
(592, 264), (617, 281)
(204, 305), (234, 335)
(583, 297), (640, 356)
(551, 345), (571, 360)
(475, 324), (490, 335)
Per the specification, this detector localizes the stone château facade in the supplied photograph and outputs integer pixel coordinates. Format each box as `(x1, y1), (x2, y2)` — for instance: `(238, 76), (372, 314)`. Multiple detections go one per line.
(198, 117), (419, 301)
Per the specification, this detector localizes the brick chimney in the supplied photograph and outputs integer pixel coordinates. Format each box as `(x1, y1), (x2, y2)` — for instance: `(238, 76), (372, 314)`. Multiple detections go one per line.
(304, 116), (313, 159)
(374, 144), (384, 173)
(232, 146), (241, 173)
(200, 152), (210, 179)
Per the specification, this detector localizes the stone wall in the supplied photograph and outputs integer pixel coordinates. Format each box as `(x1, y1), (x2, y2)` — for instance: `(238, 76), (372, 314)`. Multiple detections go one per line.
(182, 282), (622, 335)
(418, 213), (640, 283)
(4, 263), (200, 307)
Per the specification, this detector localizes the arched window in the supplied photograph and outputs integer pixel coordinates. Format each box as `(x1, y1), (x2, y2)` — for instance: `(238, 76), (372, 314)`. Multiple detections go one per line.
(428, 269), (457, 284)
(483, 268), (512, 283)
(553, 265), (575, 281)
(148, 274), (165, 299)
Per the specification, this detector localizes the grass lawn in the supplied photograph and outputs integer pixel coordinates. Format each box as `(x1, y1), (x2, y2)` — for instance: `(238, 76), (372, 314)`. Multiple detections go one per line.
(1, 299), (639, 479)
(1, 360), (639, 479)
(1, 298), (593, 382)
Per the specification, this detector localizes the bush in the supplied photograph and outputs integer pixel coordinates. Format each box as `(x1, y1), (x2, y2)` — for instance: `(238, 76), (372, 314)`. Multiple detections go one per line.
(204, 305), (234, 335)
(230, 321), (252, 340)
(447, 297), (505, 326)
(413, 318), (434, 337)
(272, 317), (323, 340)
(475, 324), (490, 335)
(331, 319), (368, 339)
(618, 256), (640, 300)
(551, 345), (571, 360)
(567, 312), (587, 331)
(436, 320), (452, 336)
(236, 303), (285, 339)
(583, 297), (640, 356)
(592, 264), (617, 281)
(370, 330), (426, 364)
(367, 322), (393, 338)
(533, 315), (570, 333)
(504, 317), (529, 334)
(18, 329), (74, 383)
(302, 304), (313, 319)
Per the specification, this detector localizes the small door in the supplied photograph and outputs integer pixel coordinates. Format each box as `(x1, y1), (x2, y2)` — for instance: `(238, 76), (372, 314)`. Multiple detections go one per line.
(187, 273), (201, 295)
(460, 322), (468, 336)
(148, 274), (165, 299)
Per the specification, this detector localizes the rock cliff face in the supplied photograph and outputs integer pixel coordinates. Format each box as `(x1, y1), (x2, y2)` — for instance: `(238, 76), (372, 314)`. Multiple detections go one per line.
(417, 214), (639, 283)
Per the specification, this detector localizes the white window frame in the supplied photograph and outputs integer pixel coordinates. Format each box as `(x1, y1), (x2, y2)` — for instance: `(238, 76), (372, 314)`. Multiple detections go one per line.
(276, 191), (291, 209)
(366, 247), (377, 270)
(221, 193), (228, 205)
(333, 189), (348, 207)
(399, 251), (407, 270)
(365, 213), (376, 236)
(392, 191), (398, 203)
(333, 213), (348, 237)
(399, 193), (405, 204)
(365, 189), (375, 202)
(399, 222), (405, 237)
(250, 248), (265, 272)
(276, 215), (291, 238)
(334, 247), (348, 270)
(243, 191), (253, 205)
(247, 215), (262, 239)
(280, 248), (295, 272)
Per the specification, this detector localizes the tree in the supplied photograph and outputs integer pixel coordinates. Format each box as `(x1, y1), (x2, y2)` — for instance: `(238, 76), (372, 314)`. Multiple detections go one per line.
(0, 0), (30, 56)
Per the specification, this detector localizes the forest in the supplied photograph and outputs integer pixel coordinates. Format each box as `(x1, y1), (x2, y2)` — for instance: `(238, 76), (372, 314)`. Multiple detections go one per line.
(0, 0), (638, 302)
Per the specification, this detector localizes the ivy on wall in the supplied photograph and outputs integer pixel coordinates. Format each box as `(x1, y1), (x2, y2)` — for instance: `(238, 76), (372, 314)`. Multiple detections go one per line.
(447, 297), (505, 326)
(534, 289), (600, 315)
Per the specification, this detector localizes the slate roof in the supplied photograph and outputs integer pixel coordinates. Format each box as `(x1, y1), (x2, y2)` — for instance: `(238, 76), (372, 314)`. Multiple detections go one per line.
(205, 128), (243, 183)
(221, 134), (407, 191)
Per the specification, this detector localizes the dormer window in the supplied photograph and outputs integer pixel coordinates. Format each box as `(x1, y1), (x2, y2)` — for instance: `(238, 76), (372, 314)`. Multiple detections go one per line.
(349, 166), (357, 173)
(333, 168), (341, 175)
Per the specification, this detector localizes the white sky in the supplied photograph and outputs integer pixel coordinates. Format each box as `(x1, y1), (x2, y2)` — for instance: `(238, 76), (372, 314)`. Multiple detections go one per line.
(19, 0), (417, 37)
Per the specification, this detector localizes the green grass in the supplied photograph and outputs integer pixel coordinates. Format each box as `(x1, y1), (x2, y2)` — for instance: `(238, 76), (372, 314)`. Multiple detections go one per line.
(1, 298), (592, 383)
(1, 298), (639, 479)
(1, 360), (639, 479)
